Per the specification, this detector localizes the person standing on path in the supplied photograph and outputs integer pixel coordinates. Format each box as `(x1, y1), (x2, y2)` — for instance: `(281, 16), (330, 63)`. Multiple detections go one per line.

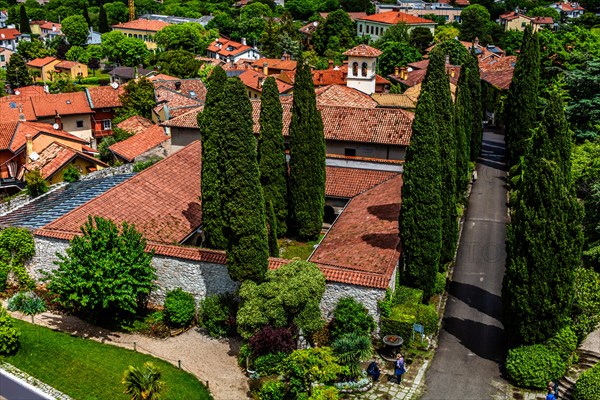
(394, 353), (406, 384)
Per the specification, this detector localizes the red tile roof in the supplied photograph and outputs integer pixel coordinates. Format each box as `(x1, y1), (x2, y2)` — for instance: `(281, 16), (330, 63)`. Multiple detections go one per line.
(343, 44), (382, 58)
(315, 85), (378, 108)
(0, 95), (36, 122)
(27, 56), (57, 68)
(86, 86), (124, 109)
(499, 11), (532, 21)
(109, 124), (169, 162)
(533, 17), (554, 24)
(388, 61), (460, 87)
(320, 11), (368, 21)
(112, 19), (170, 32)
(160, 106), (203, 129)
(154, 87), (203, 116)
(152, 78), (207, 102)
(312, 66), (389, 87)
(25, 141), (107, 179)
(54, 60), (81, 70)
(148, 74), (179, 81)
(357, 11), (436, 25)
(207, 37), (253, 58)
(29, 92), (93, 117)
(13, 85), (46, 97)
(39, 21), (61, 31)
(309, 175), (402, 289)
(0, 28), (21, 41)
(251, 58), (297, 72)
(0, 121), (86, 152)
(0, 121), (19, 150)
(116, 115), (154, 134)
(299, 21), (319, 35)
(238, 70), (293, 94)
(326, 166), (399, 198)
(479, 56), (516, 90)
(36, 141), (202, 245)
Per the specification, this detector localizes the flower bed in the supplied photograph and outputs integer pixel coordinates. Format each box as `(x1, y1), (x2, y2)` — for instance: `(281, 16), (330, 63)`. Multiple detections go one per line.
(334, 374), (372, 393)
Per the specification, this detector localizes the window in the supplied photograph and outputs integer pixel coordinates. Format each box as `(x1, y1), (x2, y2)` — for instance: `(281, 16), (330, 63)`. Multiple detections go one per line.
(352, 62), (358, 77)
(345, 148), (356, 156)
(359, 24), (363, 33)
(521, 22), (527, 27)
(361, 62), (368, 77)
(0, 55), (4, 62)
(76, 120), (84, 128)
(102, 119), (111, 130)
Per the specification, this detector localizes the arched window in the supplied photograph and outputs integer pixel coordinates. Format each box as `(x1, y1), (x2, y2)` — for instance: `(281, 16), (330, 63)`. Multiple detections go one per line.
(352, 62), (358, 77)
(361, 62), (368, 77)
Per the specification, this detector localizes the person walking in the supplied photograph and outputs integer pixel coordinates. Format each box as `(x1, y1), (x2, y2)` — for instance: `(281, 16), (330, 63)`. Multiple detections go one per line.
(394, 353), (406, 384)
(472, 169), (478, 183)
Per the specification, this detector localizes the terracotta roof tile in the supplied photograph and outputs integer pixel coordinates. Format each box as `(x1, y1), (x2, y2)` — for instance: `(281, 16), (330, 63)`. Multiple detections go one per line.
(479, 56), (516, 90)
(36, 141), (202, 245)
(299, 21), (319, 35)
(160, 106), (203, 129)
(109, 124), (169, 162)
(357, 11), (436, 25)
(27, 57), (57, 68)
(533, 17), (554, 24)
(86, 86), (124, 109)
(238, 70), (293, 93)
(207, 37), (253, 57)
(343, 44), (382, 58)
(55, 60), (81, 70)
(39, 21), (61, 31)
(0, 28), (21, 40)
(29, 92), (93, 117)
(326, 166), (399, 198)
(0, 121), (19, 150)
(13, 85), (46, 97)
(148, 74), (179, 81)
(152, 78), (207, 102)
(8, 121), (86, 152)
(315, 85), (378, 108)
(389, 61), (460, 87)
(0, 95), (36, 122)
(309, 175), (403, 289)
(251, 58), (297, 72)
(312, 66), (389, 87)
(116, 115), (154, 134)
(25, 141), (108, 179)
(371, 93), (416, 109)
(112, 19), (170, 32)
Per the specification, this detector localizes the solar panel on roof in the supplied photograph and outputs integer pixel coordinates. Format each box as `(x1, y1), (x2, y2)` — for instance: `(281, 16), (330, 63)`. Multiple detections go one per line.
(9, 102), (16, 109)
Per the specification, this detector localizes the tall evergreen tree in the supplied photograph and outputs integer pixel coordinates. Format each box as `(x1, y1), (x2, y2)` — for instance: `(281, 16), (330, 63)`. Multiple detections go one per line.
(198, 66), (228, 249)
(220, 77), (269, 283)
(504, 26), (540, 166)
(19, 5), (31, 34)
(400, 90), (443, 300)
(6, 53), (32, 90)
(502, 123), (583, 345)
(258, 76), (289, 237)
(83, 3), (91, 28)
(266, 200), (280, 257)
(466, 49), (483, 161)
(288, 59), (326, 240)
(455, 60), (473, 194)
(423, 46), (458, 264)
(98, 5), (110, 34)
(543, 90), (572, 181)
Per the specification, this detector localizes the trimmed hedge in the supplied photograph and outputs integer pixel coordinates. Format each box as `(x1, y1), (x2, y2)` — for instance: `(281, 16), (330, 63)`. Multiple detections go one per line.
(573, 363), (600, 400)
(505, 344), (566, 389)
(164, 288), (196, 328)
(393, 286), (423, 306)
(545, 326), (578, 365)
(254, 352), (287, 377)
(433, 272), (446, 295)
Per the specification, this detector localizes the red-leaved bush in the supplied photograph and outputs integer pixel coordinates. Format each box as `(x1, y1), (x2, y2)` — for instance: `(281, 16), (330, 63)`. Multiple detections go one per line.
(249, 325), (295, 357)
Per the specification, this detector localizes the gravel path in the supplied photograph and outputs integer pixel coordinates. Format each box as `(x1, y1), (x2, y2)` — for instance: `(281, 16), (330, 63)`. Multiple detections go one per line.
(6, 309), (250, 400)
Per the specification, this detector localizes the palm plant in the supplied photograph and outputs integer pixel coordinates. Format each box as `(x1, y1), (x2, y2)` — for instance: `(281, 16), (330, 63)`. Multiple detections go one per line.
(331, 333), (372, 379)
(122, 362), (165, 400)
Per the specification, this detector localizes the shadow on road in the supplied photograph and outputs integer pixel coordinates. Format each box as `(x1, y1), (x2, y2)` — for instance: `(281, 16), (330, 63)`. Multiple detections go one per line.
(442, 316), (506, 362)
(448, 281), (503, 320)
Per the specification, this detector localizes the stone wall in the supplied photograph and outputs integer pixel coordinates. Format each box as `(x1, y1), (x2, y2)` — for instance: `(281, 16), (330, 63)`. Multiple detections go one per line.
(79, 164), (134, 181)
(320, 282), (386, 324)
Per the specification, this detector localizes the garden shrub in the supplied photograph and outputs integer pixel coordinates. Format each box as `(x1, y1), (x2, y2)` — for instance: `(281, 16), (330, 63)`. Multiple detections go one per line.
(308, 386), (339, 400)
(62, 165), (80, 182)
(282, 347), (342, 399)
(380, 316), (414, 343)
(310, 323), (331, 347)
(545, 325), (578, 364)
(572, 267), (600, 341)
(0, 306), (19, 355)
(393, 286), (423, 306)
(0, 227), (36, 290)
(434, 272), (446, 295)
(378, 289), (392, 318)
(416, 304), (439, 335)
(132, 157), (162, 172)
(259, 380), (287, 400)
(198, 293), (237, 338)
(331, 333), (372, 379)
(254, 352), (287, 377)
(7, 291), (46, 318)
(330, 297), (375, 340)
(24, 169), (48, 198)
(249, 325), (295, 357)
(505, 344), (566, 389)
(573, 363), (600, 400)
(163, 288), (196, 328)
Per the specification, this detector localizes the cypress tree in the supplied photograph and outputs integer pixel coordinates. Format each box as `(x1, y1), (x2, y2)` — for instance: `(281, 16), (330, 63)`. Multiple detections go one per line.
(504, 26), (540, 166)
(6, 53), (32, 90)
(288, 59), (326, 240)
(266, 200), (280, 257)
(98, 5), (110, 34)
(400, 90), (443, 300)
(423, 46), (458, 264)
(258, 76), (289, 237)
(83, 3), (91, 28)
(198, 66), (228, 249)
(543, 90), (572, 181)
(502, 124), (583, 345)
(467, 49), (483, 162)
(455, 60), (473, 194)
(19, 5), (31, 34)
(220, 77), (269, 283)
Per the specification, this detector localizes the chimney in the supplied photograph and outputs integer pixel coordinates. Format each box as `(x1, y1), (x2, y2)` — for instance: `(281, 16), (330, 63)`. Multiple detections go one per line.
(54, 111), (62, 130)
(18, 104), (25, 122)
(254, 65), (259, 72)
(241, 37), (247, 46)
(394, 66), (399, 76)
(400, 67), (408, 80)
(263, 62), (268, 75)
(175, 81), (181, 92)
(257, 76), (263, 88)
(450, 68), (455, 78)
(229, 57), (234, 69)
(25, 134), (33, 161)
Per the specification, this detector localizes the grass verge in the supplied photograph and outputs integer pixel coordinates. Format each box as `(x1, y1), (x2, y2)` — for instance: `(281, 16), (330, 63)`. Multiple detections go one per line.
(4, 319), (212, 400)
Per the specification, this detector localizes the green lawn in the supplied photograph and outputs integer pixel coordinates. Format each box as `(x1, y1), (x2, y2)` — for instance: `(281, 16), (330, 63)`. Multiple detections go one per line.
(278, 235), (324, 260)
(4, 319), (212, 400)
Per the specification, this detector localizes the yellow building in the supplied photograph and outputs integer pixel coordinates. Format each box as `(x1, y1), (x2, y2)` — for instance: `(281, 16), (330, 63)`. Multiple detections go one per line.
(112, 19), (171, 50)
(26, 56), (60, 82)
(55, 60), (89, 80)
(499, 11), (554, 32)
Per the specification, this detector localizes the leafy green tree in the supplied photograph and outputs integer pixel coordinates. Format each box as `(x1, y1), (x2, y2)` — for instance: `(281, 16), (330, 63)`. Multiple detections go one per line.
(6, 53), (32, 90)
(98, 4), (110, 33)
(46, 216), (156, 322)
(235, 2), (272, 44)
(399, 90), (442, 300)
(466, 49), (483, 161)
(24, 169), (48, 198)
(435, 39), (471, 65)
(528, 6), (560, 20)
(434, 25), (460, 43)
(155, 22), (217, 53)
(313, 10), (354, 56)
(499, 29), (524, 56)
(156, 50), (201, 79)
(288, 60), (326, 240)
(423, 13), (448, 26)
(423, 46), (457, 264)
(117, 77), (156, 120)
(220, 77), (269, 283)
(63, 165), (80, 182)
(282, 347), (342, 399)
(19, 5), (31, 34)
(62, 15), (89, 47)
(566, 59), (600, 141)
(122, 362), (165, 400)
(376, 41), (422, 76)
(16, 39), (54, 61)
(330, 297), (376, 340)
(104, 1), (128, 25)
(376, 22), (410, 45)
(258, 77), (288, 237)
(455, 59), (472, 194)
(101, 31), (150, 67)
(504, 26), (540, 166)
(460, 5), (491, 43)
(340, 0), (372, 12)
(410, 26), (434, 53)
(237, 260), (326, 339)
(198, 66), (228, 249)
